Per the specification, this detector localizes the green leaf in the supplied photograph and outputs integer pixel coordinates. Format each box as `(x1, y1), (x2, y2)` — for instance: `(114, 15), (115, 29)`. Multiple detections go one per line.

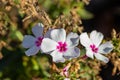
(78, 9), (93, 19)
(15, 31), (24, 41)
(13, 0), (20, 4)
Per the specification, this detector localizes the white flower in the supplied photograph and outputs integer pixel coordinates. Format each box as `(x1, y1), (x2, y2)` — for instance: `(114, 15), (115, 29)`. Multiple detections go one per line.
(22, 23), (51, 56)
(41, 28), (80, 63)
(64, 78), (70, 80)
(80, 30), (113, 63)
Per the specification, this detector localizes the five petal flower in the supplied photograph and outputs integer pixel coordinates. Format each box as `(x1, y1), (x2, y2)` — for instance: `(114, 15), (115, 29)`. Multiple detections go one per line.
(41, 28), (80, 63)
(22, 23), (51, 56)
(80, 30), (113, 63)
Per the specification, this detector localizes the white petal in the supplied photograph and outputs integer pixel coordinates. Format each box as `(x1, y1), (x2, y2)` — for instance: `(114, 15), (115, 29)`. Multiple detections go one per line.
(90, 30), (103, 47)
(51, 28), (66, 42)
(41, 38), (57, 53)
(86, 48), (94, 59)
(25, 46), (39, 56)
(98, 41), (113, 54)
(66, 32), (79, 40)
(64, 78), (70, 80)
(95, 53), (109, 63)
(22, 35), (36, 48)
(44, 28), (53, 38)
(66, 32), (79, 47)
(80, 32), (92, 48)
(63, 47), (80, 59)
(50, 50), (65, 63)
(32, 23), (44, 37)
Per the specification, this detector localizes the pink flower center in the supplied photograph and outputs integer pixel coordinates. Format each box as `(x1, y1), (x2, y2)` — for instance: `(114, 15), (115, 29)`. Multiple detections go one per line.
(90, 44), (98, 53)
(56, 42), (67, 53)
(35, 37), (43, 47)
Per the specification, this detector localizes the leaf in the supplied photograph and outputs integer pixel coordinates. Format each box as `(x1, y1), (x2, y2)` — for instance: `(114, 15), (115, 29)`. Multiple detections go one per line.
(15, 30), (24, 41)
(78, 9), (93, 19)
(13, 0), (20, 4)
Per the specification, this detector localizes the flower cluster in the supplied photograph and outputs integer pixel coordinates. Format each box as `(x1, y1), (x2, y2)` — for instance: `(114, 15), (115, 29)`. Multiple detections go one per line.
(22, 23), (113, 63)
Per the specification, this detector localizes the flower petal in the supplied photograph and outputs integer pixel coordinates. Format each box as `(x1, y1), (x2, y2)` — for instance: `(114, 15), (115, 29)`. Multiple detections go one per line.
(64, 78), (70, 80)
(95, 53), (109, 63)
(41, 38), (57, 53)
(44, 28), (52, 38)
(32, 23), (44, 37)
(80, 32), (92, 48)
(98, 41), (113, 54)
(22, 35), (36, 48)
(51, 28), (66, 42)
(63, 47), (80, 59)
(66, 32), (79, 47)
(25, 46), (39, 56)
(90, 30), (103, 47)
(50, 50), (65, 63)
(86, 48), (94, 59)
